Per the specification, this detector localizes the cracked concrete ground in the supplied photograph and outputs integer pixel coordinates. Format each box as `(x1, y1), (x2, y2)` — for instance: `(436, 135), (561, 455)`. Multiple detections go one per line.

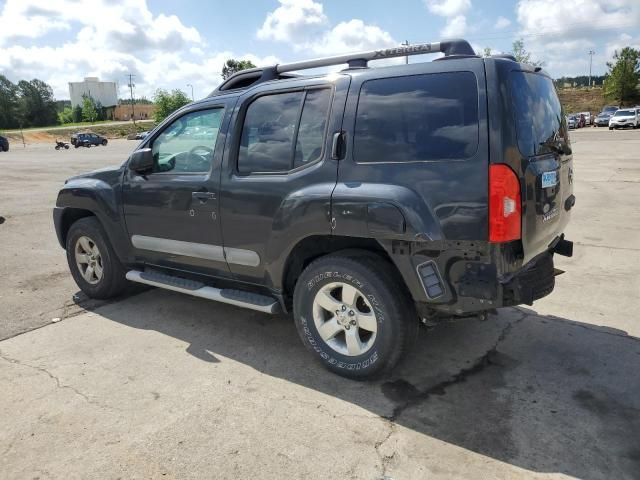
(1, 129), (640, 479)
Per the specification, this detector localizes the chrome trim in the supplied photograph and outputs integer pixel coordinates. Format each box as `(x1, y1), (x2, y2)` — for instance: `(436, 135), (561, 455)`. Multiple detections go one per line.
(130, 235), (261, 266)
(131, 235), (225, 262)
(224, 247), (261, 267)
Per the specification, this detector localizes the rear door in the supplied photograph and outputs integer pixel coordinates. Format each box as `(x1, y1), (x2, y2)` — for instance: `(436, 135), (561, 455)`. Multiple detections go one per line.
(219, 75), (350, 288)
(506, 70), (574, 263)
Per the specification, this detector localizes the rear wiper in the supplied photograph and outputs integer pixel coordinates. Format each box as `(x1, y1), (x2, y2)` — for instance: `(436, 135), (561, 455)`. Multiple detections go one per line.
(540, 137), (571, 155)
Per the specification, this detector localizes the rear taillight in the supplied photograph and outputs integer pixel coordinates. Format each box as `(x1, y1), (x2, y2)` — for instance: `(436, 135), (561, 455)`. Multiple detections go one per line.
(489, 164), (521, 243)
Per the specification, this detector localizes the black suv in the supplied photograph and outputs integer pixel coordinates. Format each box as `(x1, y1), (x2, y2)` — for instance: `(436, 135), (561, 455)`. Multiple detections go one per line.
(71, 132), (108, 148)
(0, 134), (8, 152)
(53, 39), (574, 379)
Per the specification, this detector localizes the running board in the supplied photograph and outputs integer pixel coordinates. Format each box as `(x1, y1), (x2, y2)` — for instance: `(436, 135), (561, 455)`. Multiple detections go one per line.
(126, 270), (281, 314)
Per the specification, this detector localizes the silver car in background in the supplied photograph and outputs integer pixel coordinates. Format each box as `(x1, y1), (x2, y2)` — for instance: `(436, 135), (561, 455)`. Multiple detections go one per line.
(609, 108), (639, 130)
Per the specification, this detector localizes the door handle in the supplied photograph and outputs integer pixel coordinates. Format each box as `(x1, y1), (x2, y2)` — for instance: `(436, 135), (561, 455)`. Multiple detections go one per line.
(331, 131), (345, 160)
(192, 192), (216, 203)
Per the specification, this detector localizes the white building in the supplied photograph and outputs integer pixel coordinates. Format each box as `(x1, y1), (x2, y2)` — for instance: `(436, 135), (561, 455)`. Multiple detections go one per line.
(69, 77), (118, 108)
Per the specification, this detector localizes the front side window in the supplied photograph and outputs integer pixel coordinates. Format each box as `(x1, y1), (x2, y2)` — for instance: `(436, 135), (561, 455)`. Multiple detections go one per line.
(238, 88), (332, 174)
(151, 108), (224, 174)
(354, 72), (479, 163)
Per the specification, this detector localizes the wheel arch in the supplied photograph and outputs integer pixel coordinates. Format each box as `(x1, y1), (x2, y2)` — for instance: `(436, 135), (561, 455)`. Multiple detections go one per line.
(281, 235), (411, 306)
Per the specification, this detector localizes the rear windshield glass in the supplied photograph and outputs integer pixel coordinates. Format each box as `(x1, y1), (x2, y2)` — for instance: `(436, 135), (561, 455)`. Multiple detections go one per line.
(614, 109), (634, 116)
(510, 72), (564, 157)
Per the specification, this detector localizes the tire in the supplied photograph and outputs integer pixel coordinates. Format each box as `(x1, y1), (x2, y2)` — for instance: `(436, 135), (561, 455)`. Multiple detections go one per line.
(64, 145), (69, 149)
(609, 127), (613, 130)
(55, 146), (60, 150)
(65, 217), (127, 299)
(102, 139), (108, 146)
(293, 252), (416, 379)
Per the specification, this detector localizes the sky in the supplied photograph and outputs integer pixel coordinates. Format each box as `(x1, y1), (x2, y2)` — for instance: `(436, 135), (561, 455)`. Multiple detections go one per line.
(0, 0), (639, 101)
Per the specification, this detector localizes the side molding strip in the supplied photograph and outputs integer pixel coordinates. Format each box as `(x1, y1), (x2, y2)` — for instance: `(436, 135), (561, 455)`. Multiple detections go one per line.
(131, 235), (261, 266)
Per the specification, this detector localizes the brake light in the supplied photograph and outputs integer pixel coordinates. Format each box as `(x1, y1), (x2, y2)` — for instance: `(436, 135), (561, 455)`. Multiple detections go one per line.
(489, 164), (521, 242)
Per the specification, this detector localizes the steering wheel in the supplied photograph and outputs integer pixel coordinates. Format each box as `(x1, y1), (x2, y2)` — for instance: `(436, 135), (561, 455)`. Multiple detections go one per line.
(187, 145), (214, 171)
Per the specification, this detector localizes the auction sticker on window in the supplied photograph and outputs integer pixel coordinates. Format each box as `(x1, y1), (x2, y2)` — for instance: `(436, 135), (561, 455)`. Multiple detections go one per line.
(541, 171), (558, 188)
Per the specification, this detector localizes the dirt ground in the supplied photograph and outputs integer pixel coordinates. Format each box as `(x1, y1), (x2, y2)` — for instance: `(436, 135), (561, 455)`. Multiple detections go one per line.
(0, 130), (639, 479)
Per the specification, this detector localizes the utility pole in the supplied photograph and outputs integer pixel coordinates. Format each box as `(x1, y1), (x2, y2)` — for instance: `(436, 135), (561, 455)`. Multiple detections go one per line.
(588, 50), (595, 88)
(401, 40), (410, 64)
(187, 83), (194, 101)
(127, 74), (136, 126)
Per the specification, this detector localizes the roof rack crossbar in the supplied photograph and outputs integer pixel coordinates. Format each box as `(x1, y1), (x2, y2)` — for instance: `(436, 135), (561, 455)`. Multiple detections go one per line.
(211, 39), (475, 94)
(275, 38), (475, 73)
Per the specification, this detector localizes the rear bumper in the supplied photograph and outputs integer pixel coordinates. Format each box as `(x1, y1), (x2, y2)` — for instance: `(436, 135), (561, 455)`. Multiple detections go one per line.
(410, 237), (572, 317)
(500, 251), (556, 307)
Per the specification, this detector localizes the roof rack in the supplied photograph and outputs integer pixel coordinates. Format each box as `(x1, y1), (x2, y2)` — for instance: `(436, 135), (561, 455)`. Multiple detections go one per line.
(212, 38), (476, 94)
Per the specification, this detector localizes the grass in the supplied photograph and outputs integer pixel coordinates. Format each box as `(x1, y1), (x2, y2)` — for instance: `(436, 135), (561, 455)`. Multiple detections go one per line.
(1, 119), (154, 134)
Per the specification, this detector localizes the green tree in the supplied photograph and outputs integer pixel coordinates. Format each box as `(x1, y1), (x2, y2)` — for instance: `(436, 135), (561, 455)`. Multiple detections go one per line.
(72, 105), (83, 123)
(0, 75), (21, 129)
(17, 79), (58, 127)
(511, 39), (544, 67)
(221, 59), (257, 80)
(81, 95), (98, 122)
(604, 47), (640, 106)
(153, 88), (191, 122)
(58, 106), (74, 124)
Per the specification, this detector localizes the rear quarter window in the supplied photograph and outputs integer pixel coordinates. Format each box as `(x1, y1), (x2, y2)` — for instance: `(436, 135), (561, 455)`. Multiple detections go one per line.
(354, 72), (479, 163)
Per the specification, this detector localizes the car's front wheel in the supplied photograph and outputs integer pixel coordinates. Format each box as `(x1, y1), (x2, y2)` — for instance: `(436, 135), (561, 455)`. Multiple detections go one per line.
(66, 217), (127, 299)
(293, 252), (415, 379)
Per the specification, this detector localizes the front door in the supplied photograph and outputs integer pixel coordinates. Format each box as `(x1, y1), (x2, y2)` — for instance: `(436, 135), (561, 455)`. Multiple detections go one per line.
(122, 102), (233, 276)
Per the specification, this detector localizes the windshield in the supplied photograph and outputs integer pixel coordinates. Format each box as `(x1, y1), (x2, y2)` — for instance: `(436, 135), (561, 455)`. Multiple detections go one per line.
(510, 71), (565, 157)
(614, 109), (634, 116)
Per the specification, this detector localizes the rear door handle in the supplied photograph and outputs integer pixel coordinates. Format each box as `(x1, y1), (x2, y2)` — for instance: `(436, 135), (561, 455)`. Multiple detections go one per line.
(192, 192), (216, 203)
(331, 131), (345, 160)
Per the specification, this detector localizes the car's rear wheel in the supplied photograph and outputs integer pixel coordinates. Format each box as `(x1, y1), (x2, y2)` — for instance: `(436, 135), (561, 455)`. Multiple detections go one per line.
(66, 217), (127, 299)
(102, 139), (108, 146)
(293, 252), (416, 379)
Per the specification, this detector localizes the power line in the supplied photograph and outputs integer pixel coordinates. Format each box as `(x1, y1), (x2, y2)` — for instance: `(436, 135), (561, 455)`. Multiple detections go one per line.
(127, 74), (136, 127)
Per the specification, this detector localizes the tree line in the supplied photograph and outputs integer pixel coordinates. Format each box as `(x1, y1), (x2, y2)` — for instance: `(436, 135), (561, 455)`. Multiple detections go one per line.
(2, 49), (638, 130)
(0, 75), (58, 129)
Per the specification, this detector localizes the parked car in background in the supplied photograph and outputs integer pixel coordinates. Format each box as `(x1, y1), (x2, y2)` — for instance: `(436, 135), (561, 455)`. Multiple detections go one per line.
(567, 115), (577, 129)
(609, 108), (639, 130)
(594, 110), (615, 127)
(0, 135), (8, 152)
(135, 131), (149, 140)
(71, 132), (108, 148)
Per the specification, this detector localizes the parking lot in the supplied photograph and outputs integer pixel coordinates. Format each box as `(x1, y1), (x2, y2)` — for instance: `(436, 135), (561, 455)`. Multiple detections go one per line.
(1, 130), (639, 479)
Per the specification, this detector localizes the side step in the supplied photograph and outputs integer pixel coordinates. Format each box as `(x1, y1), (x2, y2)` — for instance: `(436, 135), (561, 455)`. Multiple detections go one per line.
(126, 270), (281, 314)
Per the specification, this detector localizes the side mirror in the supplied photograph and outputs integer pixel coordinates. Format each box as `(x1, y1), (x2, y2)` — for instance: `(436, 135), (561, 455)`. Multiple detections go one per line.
(128, 148), (154, 173)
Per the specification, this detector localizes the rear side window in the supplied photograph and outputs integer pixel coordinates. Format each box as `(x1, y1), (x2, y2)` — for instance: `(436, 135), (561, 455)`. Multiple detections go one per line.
(510, 72), (564, 157)
(238, 88), (331, 174)
(354, 72), (479, 163)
